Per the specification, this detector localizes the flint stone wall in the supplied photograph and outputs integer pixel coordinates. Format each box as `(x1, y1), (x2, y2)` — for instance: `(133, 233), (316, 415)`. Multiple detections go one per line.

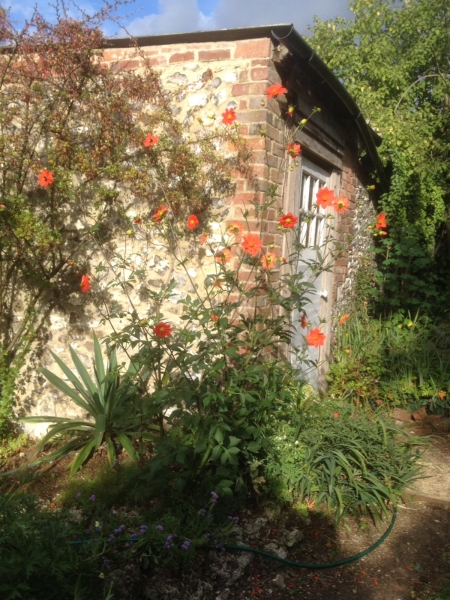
(15, 36), (377, 436)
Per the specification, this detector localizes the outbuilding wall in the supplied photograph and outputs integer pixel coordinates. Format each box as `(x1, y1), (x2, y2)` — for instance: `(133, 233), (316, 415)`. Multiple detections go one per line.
(17, 34), (376, 432)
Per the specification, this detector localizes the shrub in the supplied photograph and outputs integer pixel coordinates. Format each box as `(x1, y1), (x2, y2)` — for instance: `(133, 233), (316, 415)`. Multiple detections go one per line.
(328, 308), (450, 413)
(21, 333), (148, 473)
(0, 488), (110, 600)
(265, 400), (420, 520)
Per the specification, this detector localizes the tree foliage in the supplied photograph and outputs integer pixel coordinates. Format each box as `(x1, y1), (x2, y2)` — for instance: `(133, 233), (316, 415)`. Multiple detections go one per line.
(310, 0), (450, 311)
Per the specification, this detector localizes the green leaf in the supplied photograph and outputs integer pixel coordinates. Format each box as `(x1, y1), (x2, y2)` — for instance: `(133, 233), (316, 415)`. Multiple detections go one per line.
(94, 413), (106, 450)
(116, 432), (139, 462)
(70, 439), (96, 474)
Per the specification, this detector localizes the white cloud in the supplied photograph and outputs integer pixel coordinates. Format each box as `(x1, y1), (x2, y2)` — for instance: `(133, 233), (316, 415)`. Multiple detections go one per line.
(128, 0), (211, 36)
(126, 0), (352, 37)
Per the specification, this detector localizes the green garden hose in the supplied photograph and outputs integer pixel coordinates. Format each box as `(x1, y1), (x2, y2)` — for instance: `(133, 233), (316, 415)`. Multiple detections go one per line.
(69, 507), (397, 570)
(215, 506), (397, 569)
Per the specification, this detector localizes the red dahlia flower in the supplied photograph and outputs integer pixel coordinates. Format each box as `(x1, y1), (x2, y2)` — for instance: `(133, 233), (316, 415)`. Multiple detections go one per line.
(242, 233), (263, 257)
(332, 196), (350, 214)
(316, 187), (336, 209)
(261, 252), (277, 270)
(265, 84), (288, 99)
(152, 205), (168, 222)
(339, 314), (350, 326)
(215, 248), (232, 264)
(222, 108), (237, 125)
(279, 213), (298, 229)
(153, 322), (172, 338)
(38, 170), (54, 187)
(143, 133), (159, 147)
(227, 222), (243, 235)
(306, 328), (326, 347)
(187, 215), (199, 230)
(287, 142), (301, 158)
(376, 213), (387, 230)
(80, 275), (91, 293)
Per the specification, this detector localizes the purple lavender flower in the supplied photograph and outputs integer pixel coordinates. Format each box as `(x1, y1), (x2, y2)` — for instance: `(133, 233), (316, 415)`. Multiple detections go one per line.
(76, 492), (81, 498)
(210, 491), (218, 503)
(130, 532), (139, 539)
(181, 539), (190, 550)
(228, 516), (239, 523)
(114, 524), (125, 535)
(139, 525), (148, 534)
(89, 495), (96, 502)
(155, 524), (164, 531)
(164, 534), (177, 550)
(197, 509), (207, 517)
(108, 534), (115, 542)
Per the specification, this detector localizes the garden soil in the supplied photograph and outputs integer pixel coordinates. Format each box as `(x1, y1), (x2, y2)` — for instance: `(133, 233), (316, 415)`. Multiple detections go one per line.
(3, 436), (450, 600)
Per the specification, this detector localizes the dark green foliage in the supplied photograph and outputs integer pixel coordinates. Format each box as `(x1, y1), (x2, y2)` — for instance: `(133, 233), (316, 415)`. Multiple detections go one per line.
(136, 361), (301, 501)
(265, 400), (420, 520)
(328, 310), (450, 413)
(310, 0), (450, 314)
(0, 489), (111, 600)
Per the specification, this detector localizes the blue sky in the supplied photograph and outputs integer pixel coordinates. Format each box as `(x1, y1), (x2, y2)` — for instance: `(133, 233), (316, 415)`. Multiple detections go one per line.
(3, 0), (353, 38)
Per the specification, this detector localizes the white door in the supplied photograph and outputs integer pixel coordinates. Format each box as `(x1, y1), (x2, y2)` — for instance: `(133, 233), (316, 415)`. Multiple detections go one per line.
(290, 158), (330, 390)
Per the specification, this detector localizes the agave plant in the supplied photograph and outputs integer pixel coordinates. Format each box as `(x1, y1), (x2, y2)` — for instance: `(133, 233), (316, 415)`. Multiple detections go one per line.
(22, 333), (152, 473)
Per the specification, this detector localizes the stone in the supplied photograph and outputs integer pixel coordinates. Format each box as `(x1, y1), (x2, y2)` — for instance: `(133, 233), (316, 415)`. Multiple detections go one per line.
(183, 63), (199, 71)
(263, 542), (287, 559)
(272, 574), (286, 589)
(187, 80), (204, 93)
(212, 89), (227, 106)
(223, 71), (238, 83)
(412, 406), (427, 421)
(243, 517), (267, 536)
(282, 528), (303, 547)
(208, 77), (222, 89)
(392, 408), (413, 422)
(167, 72), (188, 85)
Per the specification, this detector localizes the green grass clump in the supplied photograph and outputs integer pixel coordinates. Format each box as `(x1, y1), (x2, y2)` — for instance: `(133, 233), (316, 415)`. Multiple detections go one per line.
(265, 400), (421, 520)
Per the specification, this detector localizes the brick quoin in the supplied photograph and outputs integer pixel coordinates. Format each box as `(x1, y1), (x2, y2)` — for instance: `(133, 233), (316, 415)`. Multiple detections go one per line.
(251, 67), (269, 81)
(232, 82), (267, 97)
(235, 39), (272, 59)
(198, 49), (230, 61)
(169, 51), (195, 63)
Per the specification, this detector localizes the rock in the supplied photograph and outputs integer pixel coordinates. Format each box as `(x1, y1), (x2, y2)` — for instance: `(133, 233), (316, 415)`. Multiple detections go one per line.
(282, 528), (303, 547)
(263, 542), (287, 559)
(272, 574), (286, 589)
(208, 77), (222, 89)
(392, 408), (413, 422)
(167, 72), (188, 85)
(243, 517), (267, 536)
(223, 71), (238, 83)
(412, 406), (427, 421)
